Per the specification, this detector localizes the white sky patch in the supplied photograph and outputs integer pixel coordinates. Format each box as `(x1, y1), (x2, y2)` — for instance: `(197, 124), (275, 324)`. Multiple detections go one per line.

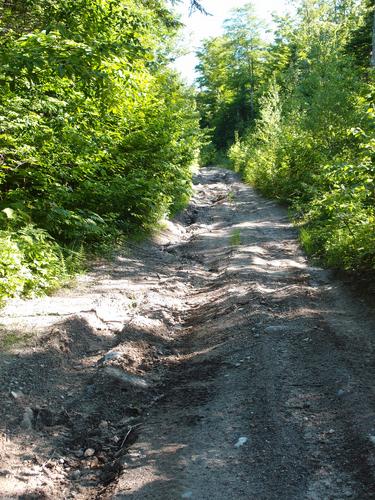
(173, 0), (294, 84)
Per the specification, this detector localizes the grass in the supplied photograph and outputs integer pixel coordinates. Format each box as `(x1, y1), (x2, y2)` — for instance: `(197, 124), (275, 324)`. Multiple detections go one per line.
(227, 190), (235, 203)
(230, 228), (241, 246)
(0, 330), (33, 351)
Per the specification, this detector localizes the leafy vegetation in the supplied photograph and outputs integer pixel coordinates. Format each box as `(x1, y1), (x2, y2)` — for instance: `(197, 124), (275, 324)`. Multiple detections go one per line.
(230, 228), (241, 246)
(196, 4), (265, 151)
(197, 0), (375, 273)
(0, 0), (200, 302)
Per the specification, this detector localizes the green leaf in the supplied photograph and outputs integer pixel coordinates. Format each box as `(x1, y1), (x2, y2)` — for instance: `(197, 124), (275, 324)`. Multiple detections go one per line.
(2, 208), (16, 219)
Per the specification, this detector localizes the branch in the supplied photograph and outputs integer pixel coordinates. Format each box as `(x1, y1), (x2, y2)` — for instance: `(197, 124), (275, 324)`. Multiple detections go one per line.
(189, 0), (210, 16)
(169, 0), (210, 16)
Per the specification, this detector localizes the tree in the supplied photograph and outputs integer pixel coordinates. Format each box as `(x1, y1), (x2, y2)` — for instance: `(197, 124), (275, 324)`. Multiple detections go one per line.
(344, 0), (375, 68)
(223, 3), (266, 120)
(196, 2), (266, 149)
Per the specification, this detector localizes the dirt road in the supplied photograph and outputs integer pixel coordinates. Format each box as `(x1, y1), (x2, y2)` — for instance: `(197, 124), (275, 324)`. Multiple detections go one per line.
(0, 167), (375, 499)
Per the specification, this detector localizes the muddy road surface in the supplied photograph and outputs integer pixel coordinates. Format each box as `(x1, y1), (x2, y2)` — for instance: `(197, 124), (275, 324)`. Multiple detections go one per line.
(1, 167), (375, 499)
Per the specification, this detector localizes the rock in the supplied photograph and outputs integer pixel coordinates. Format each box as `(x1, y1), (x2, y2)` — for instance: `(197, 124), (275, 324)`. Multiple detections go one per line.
(20, 407), (34, 429)
(103, 366), (149, 389)
(264, 325), (288, 334)
(20, 469), (40, 477)
(10, 390), (23, 400)
(84, 384), (96, 396)
(101, 351), (123, 364)
(337, 389), (345, 397)
(71, 470), (81, 480)
(125, 406), (141, 417)
(181, 492), (193, 499)
(88, 456), (99, 468)
(99, 420), (109, 432)
(234, 436), (248, 448)
(84, 448), (95, 458)
(34, 407), (53, 426)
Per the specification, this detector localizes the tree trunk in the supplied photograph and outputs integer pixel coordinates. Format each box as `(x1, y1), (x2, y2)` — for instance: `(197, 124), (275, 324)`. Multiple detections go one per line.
(372, 8), (375, 67)
(248, 56), (255, 120)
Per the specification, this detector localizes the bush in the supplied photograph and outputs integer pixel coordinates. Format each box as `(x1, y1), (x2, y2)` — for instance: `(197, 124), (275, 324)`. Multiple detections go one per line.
(0, 225), (80, 303)
(0, 1), (201, 301)
(0, 235), (28, 300)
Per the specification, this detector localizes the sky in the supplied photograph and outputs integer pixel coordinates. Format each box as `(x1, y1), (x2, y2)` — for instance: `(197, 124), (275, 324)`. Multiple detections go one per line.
(173, 0), (293, 84)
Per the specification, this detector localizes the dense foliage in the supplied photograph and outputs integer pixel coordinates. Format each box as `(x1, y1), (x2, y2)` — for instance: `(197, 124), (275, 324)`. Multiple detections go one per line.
(0, 0), (200, 301)
(197, 0), (375, 273)
(196, 4), (265, 150)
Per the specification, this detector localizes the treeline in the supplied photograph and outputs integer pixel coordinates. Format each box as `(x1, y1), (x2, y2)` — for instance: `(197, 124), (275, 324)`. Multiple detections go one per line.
(0, 0), (200, 301)
(196, 0), (374, 273)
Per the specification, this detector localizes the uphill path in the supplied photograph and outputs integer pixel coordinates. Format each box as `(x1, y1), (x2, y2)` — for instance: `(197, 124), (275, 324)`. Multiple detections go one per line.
(0, 167), (374, 499)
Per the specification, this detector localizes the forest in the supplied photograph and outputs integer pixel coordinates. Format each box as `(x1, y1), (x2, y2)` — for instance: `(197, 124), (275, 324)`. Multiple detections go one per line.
(197, 0), (375, 274)
(0, 0), (374, 302)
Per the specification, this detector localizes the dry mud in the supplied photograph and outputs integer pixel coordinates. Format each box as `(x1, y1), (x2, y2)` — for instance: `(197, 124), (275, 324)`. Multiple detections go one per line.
(0, 167), (375, 499)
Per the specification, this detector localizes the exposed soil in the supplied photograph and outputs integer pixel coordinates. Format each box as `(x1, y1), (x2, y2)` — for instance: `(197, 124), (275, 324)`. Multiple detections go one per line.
(0, 167), (375, 499)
